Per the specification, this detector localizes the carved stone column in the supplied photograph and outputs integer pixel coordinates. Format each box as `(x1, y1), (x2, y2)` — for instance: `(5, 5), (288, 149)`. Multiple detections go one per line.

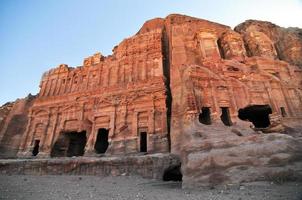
(45, 79), (51, 96)
(109, 107), (117, 140)
(264, 82), (278, 113)
(85, 117), (96, 155)
(44, 110), (59, 152)
(209, 80), (219, 120)
(132, 111), (138, 137)
(40, 81), (46, 97)
(227, 81), (238, 122)
(40, 112), (51, 151)
(280, 86), (293, 117)
(148, 109), (155, 153)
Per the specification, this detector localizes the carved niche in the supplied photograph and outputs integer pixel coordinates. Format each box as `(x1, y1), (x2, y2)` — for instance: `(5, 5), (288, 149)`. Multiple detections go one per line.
(138, 111), (149, 128)
(32, 109), (49, 125)
(219, 31), (246, 60)
(197, 32), (221, 59)
(33, 123), (46, 140)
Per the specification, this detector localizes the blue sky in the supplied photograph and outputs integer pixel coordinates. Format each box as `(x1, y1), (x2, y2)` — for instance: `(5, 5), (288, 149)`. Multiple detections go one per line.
(1, 0), (302, 105)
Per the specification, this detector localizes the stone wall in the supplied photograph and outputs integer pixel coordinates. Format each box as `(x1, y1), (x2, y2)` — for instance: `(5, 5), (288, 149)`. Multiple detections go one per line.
(0, 154), (180, 180)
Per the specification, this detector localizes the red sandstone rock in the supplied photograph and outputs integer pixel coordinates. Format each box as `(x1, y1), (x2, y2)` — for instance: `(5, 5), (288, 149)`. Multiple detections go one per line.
(1, 14), (302, 187)
(0, 94), (36, 158)
(235, 20), (302, 67)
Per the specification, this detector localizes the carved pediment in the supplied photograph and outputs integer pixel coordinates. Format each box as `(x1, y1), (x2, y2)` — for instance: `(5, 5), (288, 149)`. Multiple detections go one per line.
(33, 109), (49, 117)
(60, 104), (78, 112)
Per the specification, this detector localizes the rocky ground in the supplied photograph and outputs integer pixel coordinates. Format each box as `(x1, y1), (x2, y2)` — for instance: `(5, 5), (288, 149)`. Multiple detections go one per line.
(0, 175), (301, 200)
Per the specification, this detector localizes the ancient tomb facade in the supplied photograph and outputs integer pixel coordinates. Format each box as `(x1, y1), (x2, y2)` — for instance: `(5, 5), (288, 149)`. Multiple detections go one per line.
(164, 15), (302, 153)
(17, 29), (170, 157)
(1, 14), (300, 158)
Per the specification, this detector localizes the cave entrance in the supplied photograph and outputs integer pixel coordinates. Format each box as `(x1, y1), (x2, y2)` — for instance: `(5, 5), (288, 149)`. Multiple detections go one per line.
(140, 132), (147, 153)
(94, 128), (109, 154)
(199, 107), (212, 125)
(50, 131), (87, 157)
(32, 140), (40, 156)
(163, 164), (182, 182)
(220, 107), (232, 126)
(238, 105), (272, 128)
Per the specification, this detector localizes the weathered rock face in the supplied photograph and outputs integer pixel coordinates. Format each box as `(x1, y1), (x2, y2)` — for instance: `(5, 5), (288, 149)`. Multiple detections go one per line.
(180, 119), (302, 188)
(0, 95), (36, 158)
(1, 14), (302, 187)
(235, 20), (302, 67)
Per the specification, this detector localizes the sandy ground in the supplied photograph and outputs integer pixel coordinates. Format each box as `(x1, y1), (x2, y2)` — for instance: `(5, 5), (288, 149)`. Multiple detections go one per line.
(0, 175), (301, 200)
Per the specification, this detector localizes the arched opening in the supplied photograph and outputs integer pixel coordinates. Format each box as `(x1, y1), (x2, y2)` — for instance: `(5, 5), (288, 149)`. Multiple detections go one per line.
(32, 140), (40, 156)
(50, 131), (87, 157)
(199, 107), (212, 125)
(238, 105), (272, 128)
(94, 128), (109, 154)
(220, 107), (232, 126)
(163, 164), (182, 182)
(140, 132), (147, 153)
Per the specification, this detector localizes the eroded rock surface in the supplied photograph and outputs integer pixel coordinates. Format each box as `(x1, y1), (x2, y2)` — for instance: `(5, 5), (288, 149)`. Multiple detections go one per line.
(181, 120), (302, 188)
(235, 20), (302, 67)
(0, 95), (36, 158)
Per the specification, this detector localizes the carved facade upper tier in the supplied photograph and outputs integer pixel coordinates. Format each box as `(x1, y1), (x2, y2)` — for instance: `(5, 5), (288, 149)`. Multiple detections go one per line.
(39, 31), (164, 98)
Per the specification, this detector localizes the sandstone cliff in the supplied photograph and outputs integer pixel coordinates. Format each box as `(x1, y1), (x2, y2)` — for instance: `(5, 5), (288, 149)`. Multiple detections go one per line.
(1, 14), (302, 188)
(0, 95), (36, 158)
(235, 20), (302, 67)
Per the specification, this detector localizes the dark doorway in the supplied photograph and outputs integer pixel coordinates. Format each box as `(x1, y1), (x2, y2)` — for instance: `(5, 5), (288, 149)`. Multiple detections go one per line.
(280, 107), (287, 117)
(66, 131), (87, 157)
(50, 131), (87, 157)
(94, 128), (109, 154)
(140, 132), (147, 152)
(199, 107), (212, 125)
(238, 105), (272, 128)
(163, 164), (182, 182)
(220, 107), (232, 126)
(32, 140), (40, 156)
